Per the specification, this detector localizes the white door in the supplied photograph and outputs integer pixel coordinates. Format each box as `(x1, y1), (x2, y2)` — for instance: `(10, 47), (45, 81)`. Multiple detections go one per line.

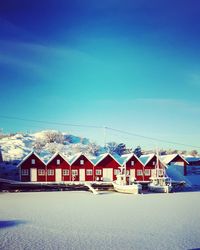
(103, 168), (113, 181)
(79, 169), (85, 181)
(30, 168), (37, 182)
(56, 169), (62, 182)
(130, 169), (135, 181)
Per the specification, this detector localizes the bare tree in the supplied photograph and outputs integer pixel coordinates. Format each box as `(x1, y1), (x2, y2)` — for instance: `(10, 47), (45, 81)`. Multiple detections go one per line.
(190, 150), (198, 157)
(45, 131), (64, 144)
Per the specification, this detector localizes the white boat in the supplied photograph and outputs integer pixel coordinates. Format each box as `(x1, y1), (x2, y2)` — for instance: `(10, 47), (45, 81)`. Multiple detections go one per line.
(113, 174), (142, 194)
(148, 151), (172, 193)
(148, 176), (172, 193)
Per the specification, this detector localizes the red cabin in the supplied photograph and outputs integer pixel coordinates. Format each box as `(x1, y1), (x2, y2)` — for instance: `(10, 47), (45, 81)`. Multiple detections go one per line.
(139, 154), (166, 182)
(18, 151), (46, 182)
(69, 153), (94, 182)
(121, 153), (145, 183)
(161, 154), (188, 176)
(46, 152), (70, 182)
(94, 153), (121, 182)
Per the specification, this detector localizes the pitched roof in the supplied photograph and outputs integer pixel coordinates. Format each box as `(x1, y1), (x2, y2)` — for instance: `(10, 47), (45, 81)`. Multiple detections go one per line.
(93, 153), (121, 166)
(120, 153), (144, 166)
(17, 151), (46, 168)
(139, 154), (155, 165)
(68, 153), (94, 165)
(46, 152), (70, 165)
(161, 154), (189, 165)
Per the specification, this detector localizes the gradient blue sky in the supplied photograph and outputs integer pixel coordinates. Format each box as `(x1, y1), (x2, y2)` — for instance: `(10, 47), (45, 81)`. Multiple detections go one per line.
(0, 0), (200, 149)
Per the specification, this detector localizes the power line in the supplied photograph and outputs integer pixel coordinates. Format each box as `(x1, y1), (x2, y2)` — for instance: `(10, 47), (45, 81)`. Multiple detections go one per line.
(0, 115), (102, 129)
(106, 127), (200, 149)
(0, 115), (199, 149)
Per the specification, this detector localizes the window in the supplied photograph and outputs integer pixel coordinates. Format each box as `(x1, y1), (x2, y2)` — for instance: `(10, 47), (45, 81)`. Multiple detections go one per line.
(131, 161), (134, 166)
(72, 170), (78, 176)
(56, 159), (60, 165)
(31, 159), (35, 165)
(137, 170), (143, 176)
(63, 170), (69, 176)
(144, 169), (151, 176)
(80, 160), (84, 165)
(96, 169), (102, 175)
(152, 161), (155, 165)
(21, 169), (29, 176)
(86, 169), (93, 176)
(158, 169), (163, 176)
(47, 169), (54, 176)
(126, 170), (130, 175)
(114, 169), (120, 175)
(38, 169), (45, 176)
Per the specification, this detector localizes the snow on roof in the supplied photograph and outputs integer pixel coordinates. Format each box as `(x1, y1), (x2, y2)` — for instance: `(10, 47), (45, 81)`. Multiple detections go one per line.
(160, 154), (178, 164)
(68, 152), (94, 165)
(17, 151), (46, 168)
(139, 154), (155, 165)
(90, 154), (106, 165)
(119, 153), (144, 166)
(185, 157), (200, 162)
(93, 153), (121, 166)
(46, 152), (70, 165)
(67, 152), (83, 164)
(119, 153), (132, 165)
(161, 154), (189, 164)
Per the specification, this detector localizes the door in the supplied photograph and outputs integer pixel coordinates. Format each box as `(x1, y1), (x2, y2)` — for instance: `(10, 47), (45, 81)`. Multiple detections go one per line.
(30, 168), (37, 182)
(130, 169), (135, 181)
(103, 168), (113, 181)
(56, 169), (62, 182)
(79, 169), (85, 181)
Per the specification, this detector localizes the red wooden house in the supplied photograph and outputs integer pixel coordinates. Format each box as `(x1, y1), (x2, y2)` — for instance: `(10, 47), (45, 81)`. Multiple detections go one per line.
(161, 154), (188, 176)
(69, 153), (94, 182)
(18, 151), (46, 182)
(46, 152), (70, 182)
(139, 154), (166, 182)
(93, 153), (121, 182)
(120, 153), (145, 183)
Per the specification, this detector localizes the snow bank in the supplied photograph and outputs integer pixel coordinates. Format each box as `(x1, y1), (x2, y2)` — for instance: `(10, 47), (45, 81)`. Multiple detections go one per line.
(0, 192), (200, 250)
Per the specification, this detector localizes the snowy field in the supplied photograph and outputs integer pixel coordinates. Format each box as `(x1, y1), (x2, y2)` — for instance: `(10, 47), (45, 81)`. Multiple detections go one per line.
(0, 191), (200, 250)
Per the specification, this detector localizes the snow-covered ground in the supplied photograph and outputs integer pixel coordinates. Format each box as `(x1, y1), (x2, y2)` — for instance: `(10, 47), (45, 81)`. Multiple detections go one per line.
(0, 191), (200, 250)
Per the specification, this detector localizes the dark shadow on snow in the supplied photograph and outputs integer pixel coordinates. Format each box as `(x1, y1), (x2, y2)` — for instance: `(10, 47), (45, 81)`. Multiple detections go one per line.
(0, 220), (27, 229)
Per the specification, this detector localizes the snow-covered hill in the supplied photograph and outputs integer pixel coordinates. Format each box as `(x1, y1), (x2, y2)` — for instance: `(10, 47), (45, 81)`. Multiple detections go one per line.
(0, 130), (105, 163)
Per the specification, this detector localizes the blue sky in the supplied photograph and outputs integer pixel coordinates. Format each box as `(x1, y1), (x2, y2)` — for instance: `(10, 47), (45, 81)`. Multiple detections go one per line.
(0, 0), (200, 149)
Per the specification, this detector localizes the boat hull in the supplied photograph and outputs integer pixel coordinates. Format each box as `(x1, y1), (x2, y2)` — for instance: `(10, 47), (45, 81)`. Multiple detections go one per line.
(148, 184), (172, 193)
(113, 182), (141, 194)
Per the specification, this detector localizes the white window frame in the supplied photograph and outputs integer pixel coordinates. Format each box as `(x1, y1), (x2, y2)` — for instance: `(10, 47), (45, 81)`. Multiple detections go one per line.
(96, 169), (102, 175)
(86, 169), (93, 176)
(21, 169), (29, 176)
(144, 169), (151, 176)
(126, 170), (130, 175)
(38, 169), (45, 176)
(63, 169), (69, 176)
(137, 170), (143, 176)
(158, 169), (163, 176)
(47, 169), (54, 176)
(72, 170), (78, 176)
(31, 159), (35, 165)
(152, 161), (155, 165)
(80, 160), (84, 165)
(131, 161), (134, 166)
(56, 159), (60, 165)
